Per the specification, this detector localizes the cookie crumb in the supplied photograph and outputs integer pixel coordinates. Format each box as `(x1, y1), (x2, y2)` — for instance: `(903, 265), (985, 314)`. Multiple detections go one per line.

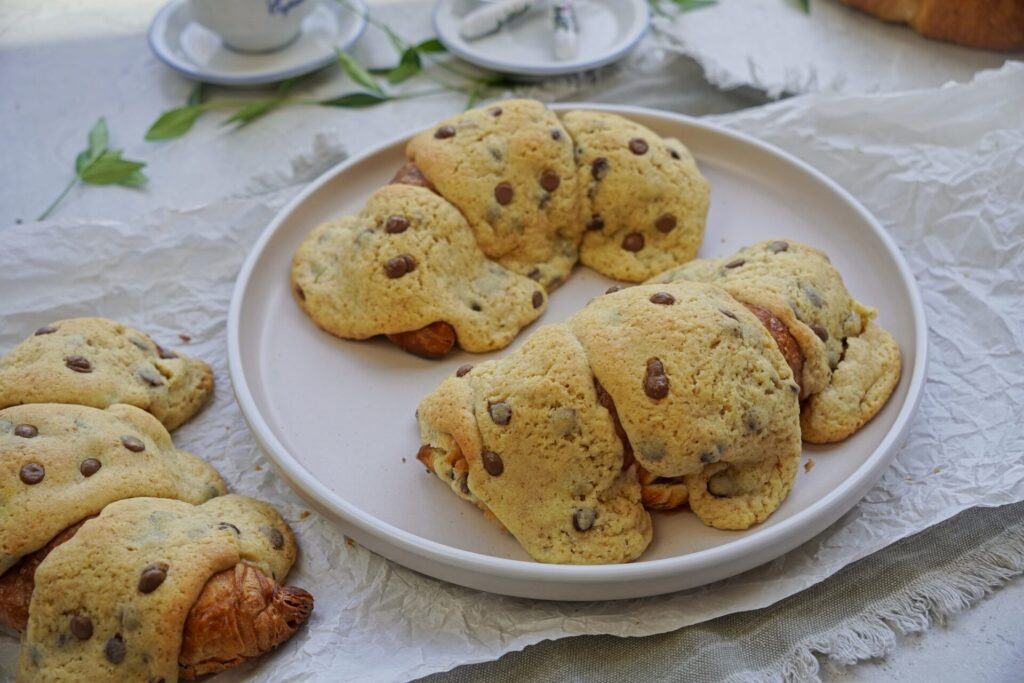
(178, 333), (192, 343)
(932, 466), (941, 474)
(345, 537), (356, 547)
(299, 510), (311, 519)
(255, 464), (263, 471)
(804, 458), (815, 473)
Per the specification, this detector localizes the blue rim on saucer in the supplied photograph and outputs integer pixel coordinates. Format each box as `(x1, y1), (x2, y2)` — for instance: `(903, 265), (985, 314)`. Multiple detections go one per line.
(432, 0), (650, 78)
(148, 0), (368, 86)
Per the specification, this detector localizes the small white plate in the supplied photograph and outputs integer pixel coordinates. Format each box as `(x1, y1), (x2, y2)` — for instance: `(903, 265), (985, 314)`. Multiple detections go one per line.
(433, 0), (650, 77)
(148, 0), (368, 86)
(228, 105), (927, 601)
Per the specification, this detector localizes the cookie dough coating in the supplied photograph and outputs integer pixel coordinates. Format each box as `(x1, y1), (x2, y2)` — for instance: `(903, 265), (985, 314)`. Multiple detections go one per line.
(566, 283), (802, 479)
(800, 320), (902, 443)
(650, 239), (901, 441)
(292, 183), (547, 353)
(18, 495), (298, 683)
(417, 325), (652, 564)
(0, 318), (214, 430)
(0, 403), (225, 575)
(405, 99), (582, 290)
(562, 111), (710, 282)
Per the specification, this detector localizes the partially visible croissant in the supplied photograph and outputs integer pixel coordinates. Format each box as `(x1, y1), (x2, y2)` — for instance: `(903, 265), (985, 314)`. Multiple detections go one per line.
(0, 522), (313, 680)
(841, 0), (1024, 50)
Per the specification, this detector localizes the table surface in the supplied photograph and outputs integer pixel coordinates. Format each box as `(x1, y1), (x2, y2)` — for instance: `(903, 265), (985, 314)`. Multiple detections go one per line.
(1, 0), (1021, 680)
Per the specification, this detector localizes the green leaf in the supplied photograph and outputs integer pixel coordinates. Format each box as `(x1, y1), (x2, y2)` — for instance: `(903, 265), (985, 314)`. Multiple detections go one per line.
(319, 92), (391, 108)
(118, 170), (149, 188)
(87, 118), (109, 161)
(383, 26), (406, 54)
(465, 87), (483, 110)
(186, 82), (206, 106)
(796, 0), (809, 12)
(79, 150), (147, 185)
(415, 38), (447, 53)
(387, 49), (421, 84)
(223, 100), (281, 127)
(145, 105), (205, 141)
(336, 50), (384, 94)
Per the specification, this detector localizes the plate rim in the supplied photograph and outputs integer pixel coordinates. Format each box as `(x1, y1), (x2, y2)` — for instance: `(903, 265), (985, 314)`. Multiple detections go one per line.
(147, 0), (369, 86)
(431, 0), (651, 77)
(227, 103), (928, 591)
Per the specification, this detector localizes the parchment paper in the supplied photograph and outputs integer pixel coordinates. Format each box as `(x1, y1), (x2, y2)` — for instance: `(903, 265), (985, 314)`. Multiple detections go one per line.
(651, 0), (1018, 96)
(1, 59), (1022, 683)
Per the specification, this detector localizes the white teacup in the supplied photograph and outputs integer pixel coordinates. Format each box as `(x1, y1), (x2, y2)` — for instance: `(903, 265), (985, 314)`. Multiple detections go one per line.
(190, 0), (318, 53)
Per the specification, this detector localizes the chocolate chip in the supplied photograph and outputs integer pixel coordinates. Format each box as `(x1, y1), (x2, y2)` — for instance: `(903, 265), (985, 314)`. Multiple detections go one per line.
(629, 138), (648, 155)
(434, 125), (455, 139)
(138, 367), (164, 387)
(573, 507), (596, 532)
(19, 463), (44, 485)
(65, 355), (92, 373)
(262, 526), (285, 550)
(644, 358), (669, 400)
(655, 213), (677, 233)
(725, 259), (745, 269)
(470, 302), (482, 312)
(489, 106), (502, 116)
(528, 268), (541, 280)
(720, 308), (738, 320)
(459, 477), (470, 495)
(606, 285), (624, 294)
(104, 635), (126, 664)
(494, 182), (514, 205)
(708, 472), (735, 497)
(540, 170), (560, 192)
(649, 292), (675, 305)
(551, 129), (562, 140)
(34, 325), (57, 336)
(488, 402), (511, 426)
(743, 410), (761, 433)
(385, 215), (410, 234)
(218, 522), (241, 534)
(138, 564), (168, 593)
(803, 285), (824, 307)
(811, 323), (829, 342)
(482, 450), (505, 476)
(69, 614), (93, 640)
(295, 284), (306, 301)
(790, 383), (801, 394)
(384, 254), (416, 278)
(669, 149), (681, 160)
(699, 450), (719, 464)
(591, 157), (609, 180)
(156, 345), (177, 359)
(768, 240), (789, 253)
(532, 291), (544, 309)
(14, 424), (37, 438)
(456, 364), (473, 377)
(622, 233), (644, 252)
(80, 458), (101, 477)
(121, 435), (145, 452)
(586, 215), (605, 231)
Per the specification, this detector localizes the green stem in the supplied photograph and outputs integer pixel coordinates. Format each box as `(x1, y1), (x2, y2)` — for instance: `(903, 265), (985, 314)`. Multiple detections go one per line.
(37, 177), (79, 222)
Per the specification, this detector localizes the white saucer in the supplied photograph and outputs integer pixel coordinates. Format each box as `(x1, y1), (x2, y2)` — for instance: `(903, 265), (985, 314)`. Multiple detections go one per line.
(148, 0), (368, 86)
(433, 0), (649, 77)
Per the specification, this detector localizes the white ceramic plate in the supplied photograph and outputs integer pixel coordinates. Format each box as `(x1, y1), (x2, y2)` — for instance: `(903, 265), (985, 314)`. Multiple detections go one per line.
(148, 0), (368, 86)
(433, 0), (649, 77)
(228, 105), (927, 601)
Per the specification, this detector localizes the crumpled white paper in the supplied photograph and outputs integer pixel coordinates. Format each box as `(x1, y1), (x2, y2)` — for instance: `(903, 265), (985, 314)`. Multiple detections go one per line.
(651, 0), (1017, 97)
(1, 54), (1023, 683)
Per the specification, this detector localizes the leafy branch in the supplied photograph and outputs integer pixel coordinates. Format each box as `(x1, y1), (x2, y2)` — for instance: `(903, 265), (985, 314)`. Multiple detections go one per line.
(648, 0), (717, 18)
(38, 118), (148, 221)
(145, 2), (516, 141)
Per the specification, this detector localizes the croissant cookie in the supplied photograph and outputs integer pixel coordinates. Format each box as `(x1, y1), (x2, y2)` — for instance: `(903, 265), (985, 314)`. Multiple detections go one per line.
(650, 239), (902, 444)
(0, 404), (313, 680)
(416, 281), (804, 562)
(292, 99), (711, 359)
(0, 317), (213, 431)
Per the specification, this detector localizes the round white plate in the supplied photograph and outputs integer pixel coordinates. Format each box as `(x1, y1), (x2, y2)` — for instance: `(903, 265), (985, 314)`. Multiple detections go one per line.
(433, 0), (650, 77)
(228, 105), (927, 601)
(148, 0), (368, 86)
